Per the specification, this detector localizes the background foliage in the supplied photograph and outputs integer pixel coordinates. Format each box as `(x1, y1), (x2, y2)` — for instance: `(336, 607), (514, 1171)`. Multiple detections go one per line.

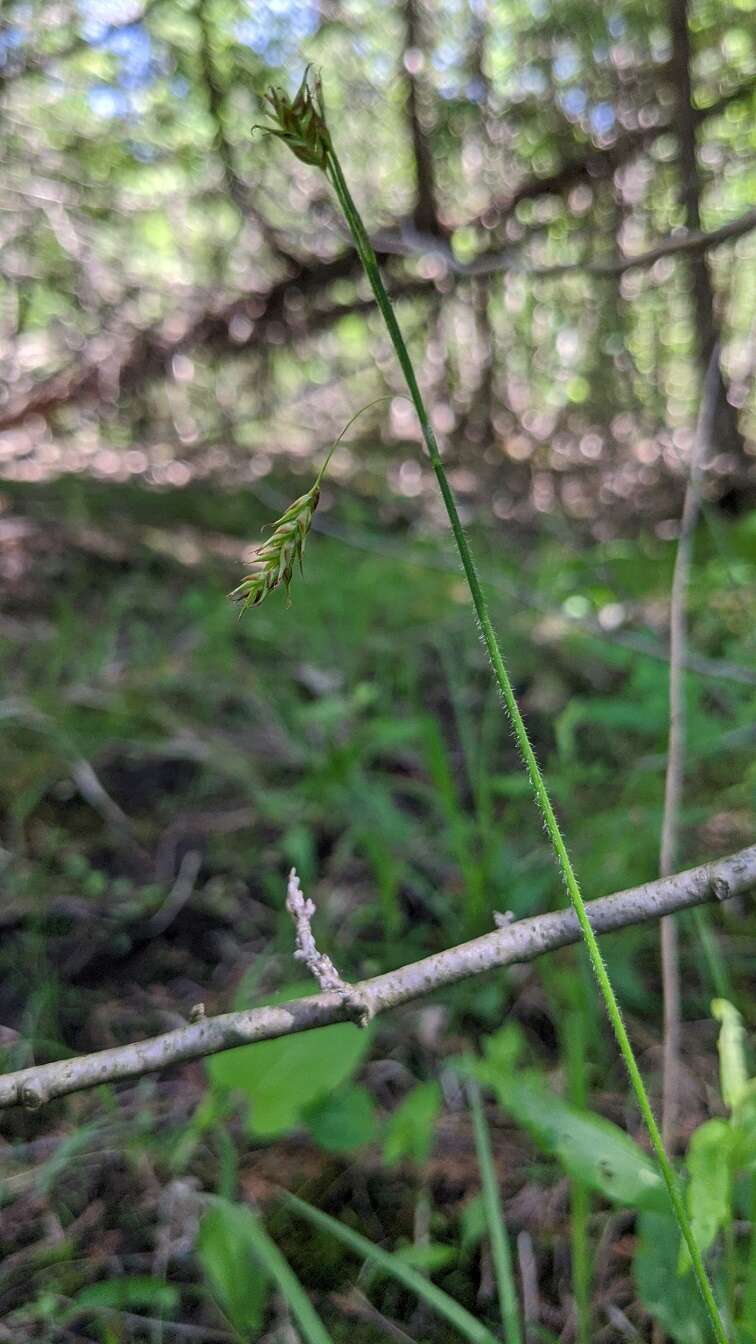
(0, 0), (754, 1340)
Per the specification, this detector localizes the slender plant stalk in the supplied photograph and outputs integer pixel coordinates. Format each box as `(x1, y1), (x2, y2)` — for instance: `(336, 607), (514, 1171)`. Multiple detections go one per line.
(317, 122), (727, 1344)
(659, 347), (720, 1150)
(467, 1079), (523, 1344)
(564, 1005), (592, 1344)
(691, 906), (731, 1002)
(240, 1212), (334, 1344)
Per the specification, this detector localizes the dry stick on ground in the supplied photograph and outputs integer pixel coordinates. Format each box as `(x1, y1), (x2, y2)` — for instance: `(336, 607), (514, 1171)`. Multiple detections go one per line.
(1, 844), (753, 1112)
(659, 348), (721, 1151)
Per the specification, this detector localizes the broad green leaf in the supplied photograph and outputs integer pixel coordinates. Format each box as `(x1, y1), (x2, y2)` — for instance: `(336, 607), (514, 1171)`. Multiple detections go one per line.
(197, 1201), (270, 1334)
(712, 1000), (748, 1110)
(305, 1084), (377, 1152)
(480, 1023), (525, 1077)
(74, 1277), (180, 1314)
(477, 1067), (666, 1211)
(730, 1084), (756, 1172)
(207, 984), (372, 1136)
(383, 1081), (442, 1166)
(284, 1192), (500, 1344)
(634, 1212), (711, 1344)
(679, 1119), (732, 1272)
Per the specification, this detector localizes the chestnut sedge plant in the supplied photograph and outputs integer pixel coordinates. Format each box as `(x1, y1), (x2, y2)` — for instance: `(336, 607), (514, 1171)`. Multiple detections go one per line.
(245, 68), (727, 1341)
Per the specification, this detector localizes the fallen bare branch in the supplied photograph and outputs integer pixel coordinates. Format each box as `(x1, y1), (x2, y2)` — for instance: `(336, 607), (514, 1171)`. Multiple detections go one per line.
(379, 206), (756, 280)
(3, 205), (753, 434)
(0, 255), (422, 433)
(1, 844), (753, 1112)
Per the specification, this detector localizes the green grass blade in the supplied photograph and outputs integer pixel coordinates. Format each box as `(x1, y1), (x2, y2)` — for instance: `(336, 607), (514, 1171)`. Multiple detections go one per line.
(243, 1216), (333, 1344)
(467, 1080), (523, 1344)
(691, 906), (732, 1002)
(284, 1192), (500, 1344)
(564, 1008), (591, 1344)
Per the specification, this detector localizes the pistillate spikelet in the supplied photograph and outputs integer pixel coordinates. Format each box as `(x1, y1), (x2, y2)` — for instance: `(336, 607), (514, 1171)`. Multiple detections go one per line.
(231, 400), (395, 614)
(254, 66), (331, 171)
(230, 484), (320, 613)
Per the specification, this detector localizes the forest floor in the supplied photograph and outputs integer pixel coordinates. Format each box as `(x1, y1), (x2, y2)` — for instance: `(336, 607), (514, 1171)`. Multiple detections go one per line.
(0, 468), (753, 1342)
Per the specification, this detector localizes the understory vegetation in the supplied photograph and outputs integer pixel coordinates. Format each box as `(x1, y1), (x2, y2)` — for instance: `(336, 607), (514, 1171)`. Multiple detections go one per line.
(0, 472), (753, 1341)
(1, 0), (755, 1336)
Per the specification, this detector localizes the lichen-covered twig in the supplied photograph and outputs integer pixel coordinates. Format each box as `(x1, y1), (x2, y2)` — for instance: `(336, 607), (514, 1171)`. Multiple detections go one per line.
(286, 869), (371, 1025)
(0, 844), (752, 1111)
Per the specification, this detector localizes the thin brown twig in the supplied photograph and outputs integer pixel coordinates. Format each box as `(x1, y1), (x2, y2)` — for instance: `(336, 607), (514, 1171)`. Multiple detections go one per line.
(141, 849), (202, 938)
(659, 348), (721, 1151)
(516, 1231), (540, 1339)
(0, 844), (753, 1111)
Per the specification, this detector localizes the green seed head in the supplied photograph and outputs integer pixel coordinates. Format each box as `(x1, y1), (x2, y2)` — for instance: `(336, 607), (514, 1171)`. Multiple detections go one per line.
(254, 66), (331, 171)
(231, 399), (396, 616)
(230, 484), (320, 613)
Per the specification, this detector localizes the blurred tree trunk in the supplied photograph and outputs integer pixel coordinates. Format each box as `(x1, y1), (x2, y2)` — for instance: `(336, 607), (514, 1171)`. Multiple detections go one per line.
(667, 0), (744, 460)
(402, 0), (439, 234)
(459, 0), (495, 450)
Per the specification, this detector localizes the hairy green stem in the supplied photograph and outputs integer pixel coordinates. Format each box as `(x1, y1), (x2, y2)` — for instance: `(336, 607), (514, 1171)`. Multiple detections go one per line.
(324, 144), (727, 1344)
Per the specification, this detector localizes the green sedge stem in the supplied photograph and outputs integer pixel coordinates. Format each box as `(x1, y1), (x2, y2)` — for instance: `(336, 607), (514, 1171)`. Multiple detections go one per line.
(324, 144), (727, 1344)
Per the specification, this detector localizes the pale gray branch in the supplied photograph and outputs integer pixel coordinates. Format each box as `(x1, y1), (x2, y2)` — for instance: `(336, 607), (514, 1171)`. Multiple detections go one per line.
(1, 845), (753, 1111)
(660, 345), (720, 1149)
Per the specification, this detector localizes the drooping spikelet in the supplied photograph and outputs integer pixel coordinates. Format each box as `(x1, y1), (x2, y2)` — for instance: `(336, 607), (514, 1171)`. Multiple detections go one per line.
(254, 66), (331, 171)
(230, 483), (320, 613)
(231, 400), (393, 615)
